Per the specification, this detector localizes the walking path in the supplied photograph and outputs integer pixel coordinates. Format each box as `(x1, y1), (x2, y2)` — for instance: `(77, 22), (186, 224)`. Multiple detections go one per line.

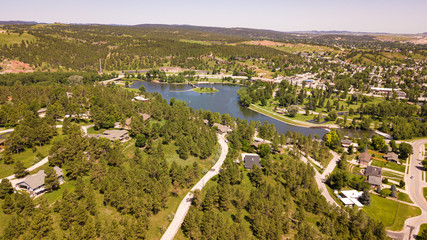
(160, 134), (229, 240)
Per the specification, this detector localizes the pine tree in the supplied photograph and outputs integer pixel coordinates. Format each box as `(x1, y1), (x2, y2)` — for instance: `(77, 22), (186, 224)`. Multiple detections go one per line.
(14, 160), (28, 178)
(2, 194), (14, 214)
(44, 166), (59, 192)
(83, 217), (97, 240)
(30, 199), (53, 238)
(0, 179), (14, 198)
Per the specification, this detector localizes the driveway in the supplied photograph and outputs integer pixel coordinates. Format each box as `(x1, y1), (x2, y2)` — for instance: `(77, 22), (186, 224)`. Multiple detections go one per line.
(161, 134), (229, 240)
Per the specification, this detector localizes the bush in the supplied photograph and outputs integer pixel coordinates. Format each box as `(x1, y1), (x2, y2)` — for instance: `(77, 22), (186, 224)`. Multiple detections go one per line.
(382, 178), (389, 184)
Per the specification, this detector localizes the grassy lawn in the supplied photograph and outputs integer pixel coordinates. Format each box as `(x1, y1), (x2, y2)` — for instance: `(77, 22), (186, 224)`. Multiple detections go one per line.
(0, 131), (64, 178)
(397, 192), (413, 204)
(41, 181), (76, 204)
(86, 126), (106, 135)
(424, 188), (427, 201)
(363, 194), (421, 231)
(371, 159), (406, 173)
(249, 104), (314, 127)
(382, 170), (404, 181)
(192, 87), (219, 93)
(420, 224), (427, 236)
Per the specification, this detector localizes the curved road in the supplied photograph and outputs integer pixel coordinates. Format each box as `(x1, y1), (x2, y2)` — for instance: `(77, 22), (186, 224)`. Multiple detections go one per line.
(402, 139), (427, 239)
(161, 134), (229, 240)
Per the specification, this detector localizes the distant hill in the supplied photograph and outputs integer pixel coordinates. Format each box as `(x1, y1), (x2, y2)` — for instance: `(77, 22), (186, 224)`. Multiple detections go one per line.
(0, 20), (39, 25)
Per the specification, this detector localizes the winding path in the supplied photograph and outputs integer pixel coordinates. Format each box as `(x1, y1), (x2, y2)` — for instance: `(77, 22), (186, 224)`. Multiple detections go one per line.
(160, 134), (229, 240)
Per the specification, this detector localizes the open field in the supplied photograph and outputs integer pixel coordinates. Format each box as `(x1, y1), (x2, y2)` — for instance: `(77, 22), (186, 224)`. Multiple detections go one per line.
(363, 194), (421, 231)
(0, 31), (36, 46)
(243, 40), (338, 53)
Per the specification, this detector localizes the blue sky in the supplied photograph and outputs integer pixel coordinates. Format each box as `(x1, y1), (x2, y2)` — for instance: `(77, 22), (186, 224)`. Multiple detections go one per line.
(1, 0), (426, 34)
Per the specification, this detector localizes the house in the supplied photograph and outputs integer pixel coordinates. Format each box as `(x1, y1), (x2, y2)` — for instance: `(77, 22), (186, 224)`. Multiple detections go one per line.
(134, 96), (149, 102)
(364, 166), (382, 187)
(213, 123), (231, 134)
(339, 190), (364, 207)
(384, 152), (399, 163)
(341, 139), (353, 148)
(16, 166), (63, 197)
(358, 151), (372, 166)
(242, 153), (261, 169)
(101, 130), (130, 142)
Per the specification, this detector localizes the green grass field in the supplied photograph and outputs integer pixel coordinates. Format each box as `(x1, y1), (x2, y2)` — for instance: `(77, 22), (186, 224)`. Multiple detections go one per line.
(363, 194), (421, 231)
(424, 188), (427, 201)
(382, 170), (404, 181)
(0, 31), (36, 46)
(371, 159), (406, 173)
(397, 192), (413, 204)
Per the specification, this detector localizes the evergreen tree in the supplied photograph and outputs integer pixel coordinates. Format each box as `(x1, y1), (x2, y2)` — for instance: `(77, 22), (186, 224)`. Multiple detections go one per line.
(30, 199), (53, 238)
(44, 166), (60, 192)
(0, 179), (14, 198)
(14, 160), (28, 178)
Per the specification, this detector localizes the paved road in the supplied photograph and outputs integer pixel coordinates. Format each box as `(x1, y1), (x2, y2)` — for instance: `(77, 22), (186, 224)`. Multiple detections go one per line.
(160, 134), (229, 240)
(5, 156), (49, 181)
(400, 139), (427, 240)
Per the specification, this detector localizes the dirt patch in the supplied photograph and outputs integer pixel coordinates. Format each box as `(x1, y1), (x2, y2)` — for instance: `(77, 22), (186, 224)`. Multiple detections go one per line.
(245, 40), (286, 46)
(0, 60), (34, 73)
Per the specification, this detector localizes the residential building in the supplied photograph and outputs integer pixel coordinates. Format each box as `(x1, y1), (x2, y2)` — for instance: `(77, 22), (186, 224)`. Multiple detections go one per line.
(339, 190), (364, 208)
(242, 153), (261, 169)
(213, 123), (231, 134)
(384, 152), (399, 163)
(364, 166), (382, 187)
(341, 139), (352, 148)
(16, 166), (64, 197)
(96, 130), (130, 142)
(358, 151), (372, 166)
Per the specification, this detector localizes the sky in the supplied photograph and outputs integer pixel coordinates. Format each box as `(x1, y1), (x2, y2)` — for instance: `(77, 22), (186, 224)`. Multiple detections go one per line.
(1, 0), (426, 34)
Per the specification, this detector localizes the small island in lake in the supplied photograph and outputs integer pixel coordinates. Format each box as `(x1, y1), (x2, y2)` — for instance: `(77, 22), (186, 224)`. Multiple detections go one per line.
(193, 86), (219, 93)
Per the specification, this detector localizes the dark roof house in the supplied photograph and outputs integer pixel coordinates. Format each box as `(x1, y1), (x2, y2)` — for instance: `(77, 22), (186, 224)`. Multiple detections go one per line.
(384, 152), (399, 163)
(242, 154), (261, 169)
(341, 139), (352, 147)
(364, 166), (382, 187)
(358, 151), (372, 166)
(364, 166), (382, 177)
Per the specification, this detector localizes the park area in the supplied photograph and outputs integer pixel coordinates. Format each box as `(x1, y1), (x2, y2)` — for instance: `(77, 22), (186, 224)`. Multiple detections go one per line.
(363, 194), (421, 231)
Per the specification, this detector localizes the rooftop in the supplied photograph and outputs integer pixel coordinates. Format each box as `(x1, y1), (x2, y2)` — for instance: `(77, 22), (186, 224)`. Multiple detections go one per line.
(365, 166), (382, 177)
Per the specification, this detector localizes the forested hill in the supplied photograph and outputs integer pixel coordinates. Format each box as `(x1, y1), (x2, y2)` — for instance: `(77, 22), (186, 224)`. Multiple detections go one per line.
(0, 24), (297, 71)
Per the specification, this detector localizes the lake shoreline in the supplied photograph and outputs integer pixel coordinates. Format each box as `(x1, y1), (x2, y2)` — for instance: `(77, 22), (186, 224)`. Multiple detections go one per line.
(248, 104), (332, 130)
